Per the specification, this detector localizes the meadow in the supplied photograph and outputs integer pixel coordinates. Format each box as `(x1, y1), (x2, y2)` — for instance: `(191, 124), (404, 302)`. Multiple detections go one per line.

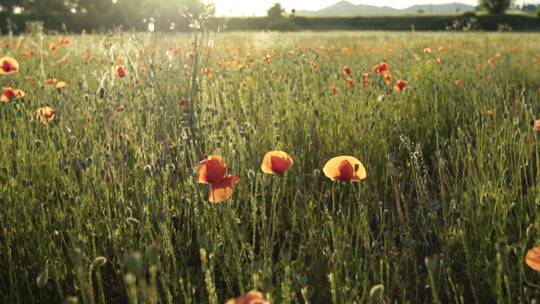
(1, 31), (540, 303)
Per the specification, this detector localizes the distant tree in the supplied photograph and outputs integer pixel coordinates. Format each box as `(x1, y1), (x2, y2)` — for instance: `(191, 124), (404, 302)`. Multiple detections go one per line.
(267, 3), (285, 19)
(479, 0), (512, 15)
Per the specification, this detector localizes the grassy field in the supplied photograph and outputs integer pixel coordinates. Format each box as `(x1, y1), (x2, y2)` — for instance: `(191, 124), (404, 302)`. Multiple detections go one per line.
(1, 31), (540, 303)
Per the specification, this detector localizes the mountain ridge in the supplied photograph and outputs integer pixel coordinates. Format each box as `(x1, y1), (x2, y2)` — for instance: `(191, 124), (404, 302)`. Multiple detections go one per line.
(297, 1), (476, 15)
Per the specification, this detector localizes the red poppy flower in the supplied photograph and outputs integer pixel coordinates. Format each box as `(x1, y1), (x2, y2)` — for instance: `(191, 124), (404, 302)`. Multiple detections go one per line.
(342, 65), (352, 75)
(0, 56), (19, 75)
(208, 175), (240, 203)
(525, 246), (540, 271)
(323, 156), (367, 182)
(532, 120), (540, 132)
(226, 290), (269, 304)
(261, 151), (293, 174)
(198, 155), (228, 184)
(115, 66), (127, 78)
(394, 80), (408, 91)
(1, 87), (25, 102)
(372, 62), (389, 75)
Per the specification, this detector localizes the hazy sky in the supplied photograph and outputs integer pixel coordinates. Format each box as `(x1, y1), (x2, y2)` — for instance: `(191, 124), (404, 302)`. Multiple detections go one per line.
(213, 0), (540, 16)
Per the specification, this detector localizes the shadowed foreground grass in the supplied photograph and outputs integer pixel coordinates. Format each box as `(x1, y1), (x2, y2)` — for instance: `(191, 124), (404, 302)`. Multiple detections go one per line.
(1, 31), (540, 303)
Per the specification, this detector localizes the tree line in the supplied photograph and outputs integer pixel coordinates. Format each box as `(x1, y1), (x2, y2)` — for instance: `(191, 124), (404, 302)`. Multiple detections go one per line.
(0, 0), (210, 32)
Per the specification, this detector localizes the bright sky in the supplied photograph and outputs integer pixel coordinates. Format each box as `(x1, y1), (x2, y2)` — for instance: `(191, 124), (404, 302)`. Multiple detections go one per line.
(212, 0), (540, 16)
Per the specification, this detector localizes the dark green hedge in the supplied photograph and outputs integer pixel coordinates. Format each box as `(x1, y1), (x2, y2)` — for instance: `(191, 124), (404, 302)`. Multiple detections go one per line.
(1, 12), (539, 33)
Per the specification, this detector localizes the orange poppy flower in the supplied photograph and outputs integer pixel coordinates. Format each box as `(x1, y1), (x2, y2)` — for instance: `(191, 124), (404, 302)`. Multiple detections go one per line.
(394, 80), (408, 91)
(261, 151), (293, 174)
(532, 120), (540, 132)
(455, 79), (463, 88)
(345, 77), (355, 87)
(361, 73), (369, 87)
(383, 72), (392, 85)
(179, 98), (188, 108)
(330, 85), (338, 96)
(36, 106), (55, 124)
(226, 290), (269, 304)
(342, 65), (352, 75)
(58, 38), (71, 45)
(21, 50), (35, 58)
(115, 66), (127, 78)
(50, 43), (61, 52)
(1, 87), (25, 103)
(197, 155), (239, 203)
(203, 67), (213, 77)
(46, 78), (58, 85)
(209, 175), (240, 203)
(56, 81), (66, 89)
(372, 62), (389, 74)
(423, 47), (432, 54)
(487, 58), (497, 69)
(323, 156), (367, 182)
(0, 56), (19, 75)
(486, 110), (494, 119)
(525, 246), (540, 271)
(198, 155), (228, 184)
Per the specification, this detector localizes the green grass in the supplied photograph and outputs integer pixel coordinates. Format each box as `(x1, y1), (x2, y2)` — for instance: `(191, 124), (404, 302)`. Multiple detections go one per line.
(1, 31), (540, 303)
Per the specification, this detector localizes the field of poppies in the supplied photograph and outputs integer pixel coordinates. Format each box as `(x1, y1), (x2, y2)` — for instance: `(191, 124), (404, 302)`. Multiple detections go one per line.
(1, 31), (540, 303)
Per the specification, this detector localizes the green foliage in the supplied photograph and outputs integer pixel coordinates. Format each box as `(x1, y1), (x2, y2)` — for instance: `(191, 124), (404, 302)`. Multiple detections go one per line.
(0, 0), (209, 32)
(1, 32), (540, 303)
(479, 0), (512, 15)
(267, 2), (285, 19)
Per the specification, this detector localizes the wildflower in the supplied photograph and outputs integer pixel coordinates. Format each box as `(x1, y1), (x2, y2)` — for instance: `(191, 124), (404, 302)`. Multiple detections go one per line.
(226, 290), (269, 304)
(342, 65), (352, 75)
(487, 58), (497, 69)
(394, 80), (408, 91)
(209, 175), (240, 203)
(532, 120), (540, 132)
(486, 110), (494, 119)
(361, 73), (369, 87)
(50, 43), (61, 52)
(203, 67), (213, 77)
(330, 85), (338, 96)
(179, 99), (188, 108)
(1, 87), (25, 103)
(56, 81), (67, 90)
(58, 38), (71, 45)
(115, 66), (127, 78)
(0, 56), (19, 75)
(116, 105), (126, 113)
(261, 151), (293, 174)
(372, 62), (389, 75)
(197, 155), (239, 203)
(383, 72), (392, 85)
(455, 79), (463, 88)
(423, 47), (432, 54)
(525, 246), (540, 271)
(21, 50), (35, 58)
(323, 156), (367, 182)
(345, 77), (355, 87)
(36, 106), (55, 124)
(46, 78), (58, 85)
(198, 155), (228, 184)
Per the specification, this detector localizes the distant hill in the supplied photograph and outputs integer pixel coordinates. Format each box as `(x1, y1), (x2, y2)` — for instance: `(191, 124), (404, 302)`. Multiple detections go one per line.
(297, 1), (476, 16)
